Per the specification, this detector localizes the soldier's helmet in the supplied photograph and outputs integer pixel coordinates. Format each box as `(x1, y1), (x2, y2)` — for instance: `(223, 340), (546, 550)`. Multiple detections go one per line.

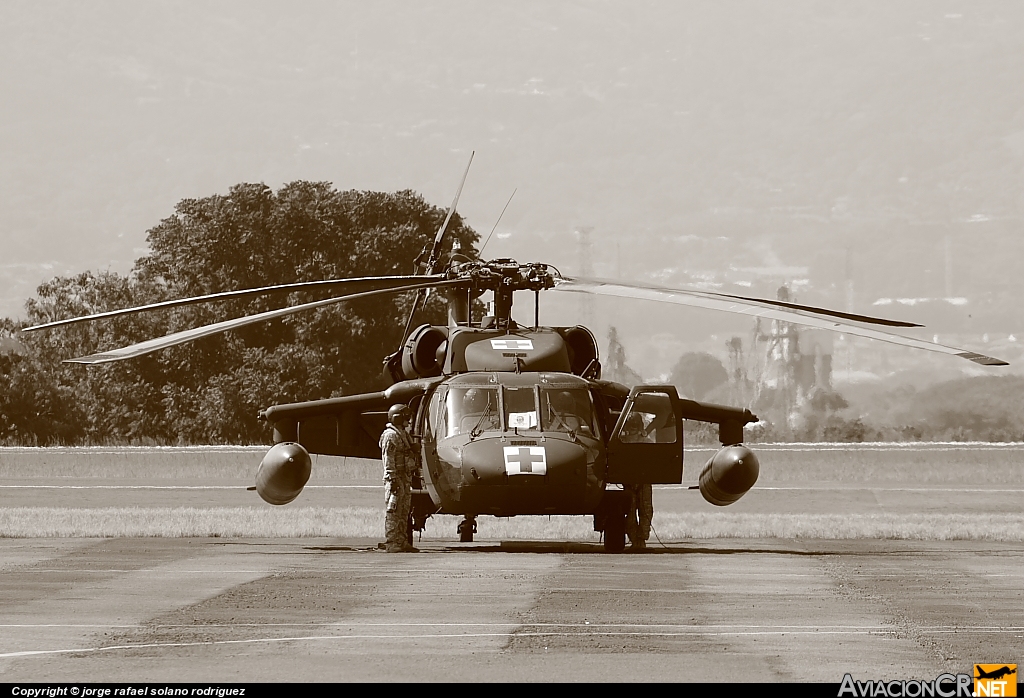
(388, 404), (410, 425)
(624, 412), (645, 434)
(463, 388), (487, 413)
(552, 390), (575, 413)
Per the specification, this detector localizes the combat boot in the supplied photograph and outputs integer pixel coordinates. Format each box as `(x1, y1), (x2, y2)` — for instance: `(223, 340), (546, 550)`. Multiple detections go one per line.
(401, 545), (420, 553)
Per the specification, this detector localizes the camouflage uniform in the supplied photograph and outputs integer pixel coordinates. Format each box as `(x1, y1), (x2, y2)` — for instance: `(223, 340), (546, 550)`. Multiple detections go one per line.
(625, 483), (653, 549)
(380, 422), (417, 551)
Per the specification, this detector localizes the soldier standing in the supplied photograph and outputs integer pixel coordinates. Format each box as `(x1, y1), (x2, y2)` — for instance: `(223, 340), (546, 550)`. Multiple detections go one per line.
(625, 483), (653, 550)
(620, 413), (653, 550)
(380, 404), (418, 553)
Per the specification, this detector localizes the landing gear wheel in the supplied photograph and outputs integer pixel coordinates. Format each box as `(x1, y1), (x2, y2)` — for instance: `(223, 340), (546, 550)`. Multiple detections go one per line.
(457, 517), (477, 543)
(407, 515), (414, 547)
(604, 507), (626, 553)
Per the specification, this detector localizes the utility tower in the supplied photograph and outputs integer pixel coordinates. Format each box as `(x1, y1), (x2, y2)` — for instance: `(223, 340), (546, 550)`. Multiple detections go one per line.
(725, 336), (748, 405)
(753, 285), (800, 425)
(576, 226), (594, 328)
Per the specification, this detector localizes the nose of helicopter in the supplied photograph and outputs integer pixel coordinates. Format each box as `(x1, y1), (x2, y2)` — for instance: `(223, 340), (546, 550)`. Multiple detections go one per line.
(454, 436), (588, 515)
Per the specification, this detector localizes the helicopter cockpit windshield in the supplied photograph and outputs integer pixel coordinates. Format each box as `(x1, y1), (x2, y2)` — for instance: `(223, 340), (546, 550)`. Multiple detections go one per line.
(437, 383), (597, 438)
(540, 388), (596, 436)
(442, 386), (501, 437)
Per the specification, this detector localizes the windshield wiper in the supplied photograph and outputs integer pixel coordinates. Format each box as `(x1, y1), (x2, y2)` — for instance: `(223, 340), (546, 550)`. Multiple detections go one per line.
(469, 403), (495, 440)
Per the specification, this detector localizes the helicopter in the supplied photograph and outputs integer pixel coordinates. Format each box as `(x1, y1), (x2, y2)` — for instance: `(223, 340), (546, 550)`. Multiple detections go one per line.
(22, 155), (1008, 552)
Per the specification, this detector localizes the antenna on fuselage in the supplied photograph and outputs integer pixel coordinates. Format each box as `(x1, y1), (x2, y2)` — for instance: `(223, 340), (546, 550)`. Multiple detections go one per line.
(479, 188), (517, 259)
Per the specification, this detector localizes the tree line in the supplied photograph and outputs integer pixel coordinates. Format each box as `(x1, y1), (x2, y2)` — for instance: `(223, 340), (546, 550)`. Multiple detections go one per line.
(0, 182), (477, 445)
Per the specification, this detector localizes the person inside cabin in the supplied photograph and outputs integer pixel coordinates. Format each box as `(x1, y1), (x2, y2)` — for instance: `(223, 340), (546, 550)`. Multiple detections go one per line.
(461, 387), (500, 434)
(547, 390), (583, 433)
(619, 411), (652, 443)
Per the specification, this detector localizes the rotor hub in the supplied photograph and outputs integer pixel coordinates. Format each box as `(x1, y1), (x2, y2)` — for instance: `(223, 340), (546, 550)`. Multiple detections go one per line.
(446, 259), (558, 293)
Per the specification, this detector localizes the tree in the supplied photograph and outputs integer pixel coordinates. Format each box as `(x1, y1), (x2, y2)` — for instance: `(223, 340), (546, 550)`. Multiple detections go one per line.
(10, 182), (479, 444)
(133, 184), (477, 395)
(0, 319), (83, 444)
(670, 352), (728, 400)
(893, 376), (1024, 441)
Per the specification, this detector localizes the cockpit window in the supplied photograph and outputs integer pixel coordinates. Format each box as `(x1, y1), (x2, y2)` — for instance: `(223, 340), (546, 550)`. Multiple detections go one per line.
(618, 393), (677, 444)
(427, 389), (442, 438)
(444, 386), (500, 437)
(541, 388), (596, 436)
(503, 387), (538, 430)
(437, 383), (598, 438)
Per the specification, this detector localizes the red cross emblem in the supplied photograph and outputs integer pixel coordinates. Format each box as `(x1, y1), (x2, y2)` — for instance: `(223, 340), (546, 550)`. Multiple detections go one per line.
(503, 446), (547, 475)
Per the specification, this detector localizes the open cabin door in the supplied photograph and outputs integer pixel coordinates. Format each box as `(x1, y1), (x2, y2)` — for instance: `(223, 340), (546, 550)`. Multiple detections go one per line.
(606, 386), (683, 484)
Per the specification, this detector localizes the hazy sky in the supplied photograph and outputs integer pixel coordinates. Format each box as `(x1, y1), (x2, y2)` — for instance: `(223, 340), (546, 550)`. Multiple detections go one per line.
(2, 1), (1022, 378)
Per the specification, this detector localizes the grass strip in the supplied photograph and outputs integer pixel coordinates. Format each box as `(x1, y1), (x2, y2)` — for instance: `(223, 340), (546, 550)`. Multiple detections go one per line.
(4, 446), (1023, 483)
(2, 507), (1023, 541)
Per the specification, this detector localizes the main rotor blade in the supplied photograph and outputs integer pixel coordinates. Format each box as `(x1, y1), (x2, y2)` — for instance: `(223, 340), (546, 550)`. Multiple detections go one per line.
(564, 276), (921, 327)
(66, 278), (469, 365)
(552, 277), (1008, 366)
(22, 276), (447, 333)
(399, 151), (475, 344)
(426, 151), (475, 275)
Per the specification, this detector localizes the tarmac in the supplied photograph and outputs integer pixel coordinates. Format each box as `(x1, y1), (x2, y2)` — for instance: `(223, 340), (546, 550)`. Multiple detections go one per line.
(1, 536), (1022, 682)
(2, 449), (1022, 683)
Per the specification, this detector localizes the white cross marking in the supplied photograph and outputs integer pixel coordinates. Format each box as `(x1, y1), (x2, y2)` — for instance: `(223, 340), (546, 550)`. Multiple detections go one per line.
(490, 339), (534, 350)
(503, 446), (547, 475)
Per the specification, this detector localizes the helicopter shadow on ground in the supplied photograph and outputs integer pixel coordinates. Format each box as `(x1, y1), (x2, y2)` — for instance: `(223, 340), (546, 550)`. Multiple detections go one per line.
(300, 541), (949, 558)
(302, 542), (785, 555)
(299, 541), (830, 555)
(482, 542), (831, 555)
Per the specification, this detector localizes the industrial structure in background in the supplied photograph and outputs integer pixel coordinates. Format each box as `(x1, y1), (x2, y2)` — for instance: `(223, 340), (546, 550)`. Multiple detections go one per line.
(605, 326), (643, 387)
(749, 286), (840, 430)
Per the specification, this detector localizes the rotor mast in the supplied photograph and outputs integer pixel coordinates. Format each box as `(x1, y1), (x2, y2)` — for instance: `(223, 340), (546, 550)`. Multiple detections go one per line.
(466, 260), (556, 330)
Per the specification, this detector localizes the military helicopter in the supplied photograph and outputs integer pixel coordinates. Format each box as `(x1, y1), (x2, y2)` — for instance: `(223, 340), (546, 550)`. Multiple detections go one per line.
(23, 155), (1008, 552)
